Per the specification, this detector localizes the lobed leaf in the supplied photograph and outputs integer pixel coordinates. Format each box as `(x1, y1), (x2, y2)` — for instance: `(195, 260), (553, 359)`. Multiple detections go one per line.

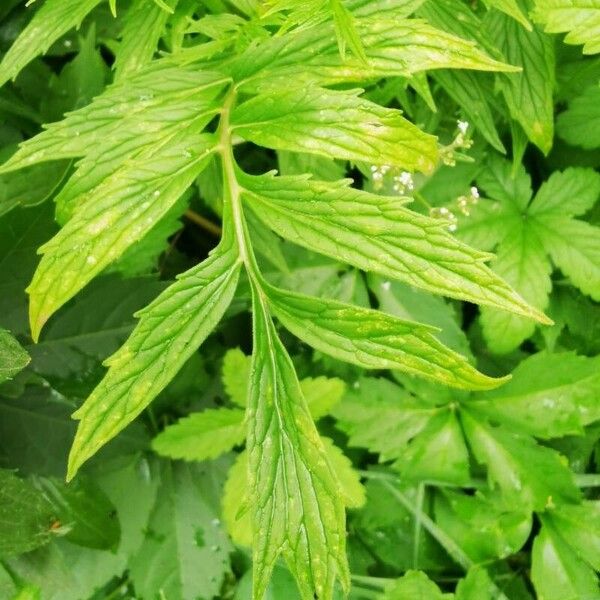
(0, 63), (229, 174)
(486, 12), (555, 153)
(556, 84), (600, 149)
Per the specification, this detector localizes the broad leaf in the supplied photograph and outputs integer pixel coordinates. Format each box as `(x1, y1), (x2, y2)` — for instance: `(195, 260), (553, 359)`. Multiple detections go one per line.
(382, 570), (448, 599)
(461, 410), (580, 511)
(129, 461), (233, 600)
(470, 352), (600, 436)
(33, 476), (120, 551)
(222, 347), (251, 408)
(247, 289), (349, 599)
(67, 238), (241, 480)
(531, 520), (600, 600)
(546, 501), (600, 571)
(114, 0), (178, 80)
(435, 490), (531, 562)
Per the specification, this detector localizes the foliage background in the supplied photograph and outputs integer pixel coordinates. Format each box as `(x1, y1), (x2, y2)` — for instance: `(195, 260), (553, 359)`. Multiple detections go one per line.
(0, 0), (599, 599)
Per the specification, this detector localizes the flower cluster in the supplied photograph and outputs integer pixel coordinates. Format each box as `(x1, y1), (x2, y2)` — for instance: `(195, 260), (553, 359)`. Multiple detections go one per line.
(429, 186), (480, 232)
(440, 120), (474, 166)
(370, 165), (414, 194)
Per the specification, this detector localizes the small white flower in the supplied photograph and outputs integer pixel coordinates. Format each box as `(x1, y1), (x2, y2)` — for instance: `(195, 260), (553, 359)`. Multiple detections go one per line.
(457, 120), (469, 135)
(470, 186), (480, 200)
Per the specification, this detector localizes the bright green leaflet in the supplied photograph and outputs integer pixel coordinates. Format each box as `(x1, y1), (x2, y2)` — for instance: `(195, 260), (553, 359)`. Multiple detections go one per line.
(532, 0), (600, 54)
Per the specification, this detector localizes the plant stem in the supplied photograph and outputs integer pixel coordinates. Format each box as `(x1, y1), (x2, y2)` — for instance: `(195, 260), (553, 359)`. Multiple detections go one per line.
(184, 209), (222, 236)
(378, 479), (473, 571)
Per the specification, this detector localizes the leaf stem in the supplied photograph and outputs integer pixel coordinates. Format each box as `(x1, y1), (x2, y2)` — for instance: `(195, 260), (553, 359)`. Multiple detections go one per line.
(184, 209), (222, 236)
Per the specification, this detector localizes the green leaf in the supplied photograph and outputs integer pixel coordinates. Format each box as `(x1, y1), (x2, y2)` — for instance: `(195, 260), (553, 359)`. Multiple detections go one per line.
(0, 63), (228, 174)
(0, 0), (104, 88)
(547, 501), (600, 571)
(33, 476), (120, 551)
(27, 130), (216, 339)
(265, 283), (507, 390)
(114, 0), (178, 81)
(537, 216), (600, 301)
(0, 329), (30, 383)
(532, 0), (600, 54)
(486, 12), (555, 153)
(231, 16), (518, 89)
(0, 469), (55, 555)
(461, 410), (580, 511)
(301, 376), (346, 419)
(41, 25), (107, 122)
(247, 289), (349, 600)
(0, 160), (70, 218)
(483, 0), (532, 29)
(435, 490), (531, 562)
(0, 204), (58, 336)
(557, 84), (600, 149)
(128, 461), (233, 600)
(529, 167), (600, 216)
(67, 238), (241, 480)
(381, 570), (449, 599)
(222, 450), (253, 547)
(231, 87), (439, 173)
(152, 407), (246, 461)
(455, 567), (498, 600)
(480, 222), (553, 352)
(320, 437), (366, 508)
(333, 376), (437, 461)
(531, 520), (600, 600)
(222, 347), (251, 408)
(242, 172), (548, 322)
(4, 456), (159, 600)
(368, 275), (471, 357)
(470, 351), (600, 436)
(330, 0), (368, 62)
(399, 409), (470, 485)
(26, 276), (166, 384)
